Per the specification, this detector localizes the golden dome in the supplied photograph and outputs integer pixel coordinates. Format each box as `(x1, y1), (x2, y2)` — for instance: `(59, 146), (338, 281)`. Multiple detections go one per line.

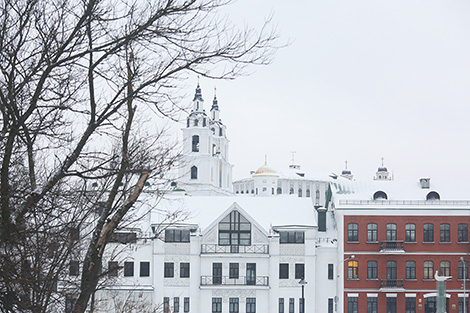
(253, 164), (279, 177)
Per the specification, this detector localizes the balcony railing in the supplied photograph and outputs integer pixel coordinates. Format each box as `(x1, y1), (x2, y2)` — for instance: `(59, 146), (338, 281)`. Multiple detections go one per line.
(339, 200), (470, 206)
(380, 279), (404, 288)
(380, 240), (404, 252)
(201, 244), (269, 254)
(200, 276), (269, 286)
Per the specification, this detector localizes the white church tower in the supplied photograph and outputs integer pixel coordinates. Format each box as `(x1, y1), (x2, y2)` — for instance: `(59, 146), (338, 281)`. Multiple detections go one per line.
(179, 84), (233, 195)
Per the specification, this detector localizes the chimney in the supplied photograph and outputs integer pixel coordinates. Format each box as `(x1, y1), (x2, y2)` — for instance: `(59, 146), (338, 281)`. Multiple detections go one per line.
(419, 178), (430, 189)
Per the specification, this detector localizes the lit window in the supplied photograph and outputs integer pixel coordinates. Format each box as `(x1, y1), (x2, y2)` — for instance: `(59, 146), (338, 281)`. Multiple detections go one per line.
(348, 260), (359, 279)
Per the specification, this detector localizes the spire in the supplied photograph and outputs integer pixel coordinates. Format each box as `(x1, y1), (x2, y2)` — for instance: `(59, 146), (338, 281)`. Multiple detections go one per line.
(341, 160), (352, 179)
(212, 87), (219, 110)
(193, 83), (203, 101)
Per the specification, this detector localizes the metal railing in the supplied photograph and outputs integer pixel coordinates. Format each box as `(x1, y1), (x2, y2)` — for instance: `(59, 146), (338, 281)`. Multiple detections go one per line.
(380, 279), (404, 288)
(380, 240), (404, 251)
(200, 276), (269, 286)
(201, 244), (269, 254)
(339, 200), (470, 206)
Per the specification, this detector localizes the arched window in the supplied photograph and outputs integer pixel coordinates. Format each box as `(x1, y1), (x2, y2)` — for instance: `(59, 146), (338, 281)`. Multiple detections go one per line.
(386, 223), (397, 241)
(348, 260), (359, 279)
(386, 261), (397, 279)
(289, 188), (294, 195)
(423, 223), (434, 242)
(190, 166), (198, 179)
(406, 261), (416, 279)
(367, 223), (378, 242)
(315, 189), (320, 200)
(298, 188), (302, 197)
(440, 223), (450, 243)
(277, 187), (282, 194)
(373, 191), (388, 200)
(203, 118), (206, 127)
(439, 261), (451, 277)
(426, 191), (440, 201)
(192, 135), (199, 152)
(367, 260), (378, 279)
(424, 261), (434, 279)
(306, 189), (310, 197)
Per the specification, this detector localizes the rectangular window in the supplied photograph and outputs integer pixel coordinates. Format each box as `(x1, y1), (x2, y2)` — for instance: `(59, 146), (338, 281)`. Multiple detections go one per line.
(280, 231), (305, 244)
(246, 298), (256, 313)
(367, 223), (378, 242)
(212, 298), (222, 313)
(213, 263), (222, 285)
(440, 224), (451, 243)
(328, 264), (334, 280)
(405, 297), (416, 313)
(279, 263), (289, 279)
(229, 298), (239, 313)
(299, 298), (304, 313)
(184, 298), (190, 313)
(174, 298), (180, 313)
(423, 223), (434, 242)
(459, 297), (469, 313)
(459, 260), (468, 279)
(164, 297), (170, 313)
(405, 224), (416, 242)
(180, 262), (190, 278)
(440, 261), (451, 276)
(367, 297), (378, 313)
(69, 261), (79, 276)
(348, 297), (358, 313)
(295, 263), (305, 280)
(328, 298), (334, 313)
(229, 263), (239, 279)
(140, 261), (150, 277)
(367, 261), (378, 279)
(348, 223), (358, 242)
(165, 229), (190, 242)
(108, 261), (118, 277)
(164, 262), (174, 278)
(386, 297), (397, 313)
(279, 298), (284, 313)
(65, 294), (77, 313)
(459, 224), (468, 243)
(124, 261), (134, 277)
(348, 260), (359, 279)
(110, 232), (137, 244)
(289, 298), (294, 313)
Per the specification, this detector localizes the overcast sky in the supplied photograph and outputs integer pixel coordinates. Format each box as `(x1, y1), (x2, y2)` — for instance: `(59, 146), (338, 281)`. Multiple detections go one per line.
(180, 0), (470, 183)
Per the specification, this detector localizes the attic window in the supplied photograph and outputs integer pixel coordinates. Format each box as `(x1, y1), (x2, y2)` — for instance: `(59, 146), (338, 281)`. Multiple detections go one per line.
(218, 211), (251, 246)
(373, 191), (388, 200)
(426, 191), (440, 201)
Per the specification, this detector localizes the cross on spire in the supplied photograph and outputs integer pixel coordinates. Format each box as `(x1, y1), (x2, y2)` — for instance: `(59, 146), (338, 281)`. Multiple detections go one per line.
(345, 160), (348, 169)
(381, 157), (385, 166)
(291, 151), (296, 164)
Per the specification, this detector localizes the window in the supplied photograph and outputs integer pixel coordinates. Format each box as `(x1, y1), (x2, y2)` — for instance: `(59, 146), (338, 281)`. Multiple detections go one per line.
(218, 211), (251, 246)
(69, 261), (79, 276)
(386, 297), (397, 313)
(277, 187), (282, 194)
(298, 188), (302, 197)
(328, 264), (334, 280)
(306, 189), (310, 197)
(174, 298), (180, 313)
(289, 188), (294, 194)
(213, 263), (222, 285)
(124, 261), (134, 277)
(289, 298), (294, 313)
(386, 261), (397, 280)
(192, 135), (199, 152)
(110, 232), (137, 244)
(295, 263), (305, 279)
(280, 231), (305, 244)
(405, 224), (416, 242)
(459, 224), (468, 243)
(229, 298), (239, 313)
(229, 263), (239, 279)
(348, 297), (358, 313)
(440, 260), (450, 277)
(279, 263), (289, 279)
(180, 262), (190, 278)
(165, 229), (190, 242)
(459, 260), (468, 279)
(459, 297), (469, 313)
(386, 223), (397, 241)
(65, 294), (77, 313)
(163, 297), (170, 313)
(348, 223), (358, 242)
(423, 223), (434, 242)
(367, 297), (378, 313)
(405, 297), (416, 313)
(212, 298), (222, 313)
(140, 261), (150, 277)
(440, 224), (451, 243)
(190, 166), (198, 179)
(184, 298), (190, 312)
(424, 261), (434, 279)
(348, 260), (359, 279)
(108, 261), (118, 277)
(246, 298), (256, 313)
(367, 261), (378, 279)
(299, 298), (304, 313)
(194, 119), (198, 126)
(328, 298), (334, 313)
(406, 261), (416, 279)
(367, 223), (378, 242)
(279, 298), (284, 313)
(164, 262), (174, 278)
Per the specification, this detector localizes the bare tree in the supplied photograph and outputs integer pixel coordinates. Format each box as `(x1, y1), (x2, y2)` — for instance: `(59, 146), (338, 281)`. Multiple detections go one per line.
(0, 0), (278, 312)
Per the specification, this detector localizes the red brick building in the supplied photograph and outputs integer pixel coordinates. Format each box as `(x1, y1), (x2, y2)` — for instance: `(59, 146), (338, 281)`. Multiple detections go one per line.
(332, 178), (470, 313)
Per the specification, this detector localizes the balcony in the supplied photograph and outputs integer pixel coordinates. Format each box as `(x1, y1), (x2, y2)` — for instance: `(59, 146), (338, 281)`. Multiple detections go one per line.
(201, 244), (269, 254)
(200, 276), (269, 286)
(380, 240), (404, 253)
(380, 279), (404, 289)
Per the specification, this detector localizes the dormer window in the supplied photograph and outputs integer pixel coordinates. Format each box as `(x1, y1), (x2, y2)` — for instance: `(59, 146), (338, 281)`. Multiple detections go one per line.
(426, 191), (440, 201)
(373, 191), (388, 200)
(218, 211), (251, 246)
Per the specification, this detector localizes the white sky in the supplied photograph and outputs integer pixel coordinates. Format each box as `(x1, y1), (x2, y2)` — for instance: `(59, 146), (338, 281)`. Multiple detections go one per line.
(177, 0), (470, 183)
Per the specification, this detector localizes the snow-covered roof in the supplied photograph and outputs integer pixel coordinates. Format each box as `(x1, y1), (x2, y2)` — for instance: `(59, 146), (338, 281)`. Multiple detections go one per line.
(148, 194), (317, 231)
